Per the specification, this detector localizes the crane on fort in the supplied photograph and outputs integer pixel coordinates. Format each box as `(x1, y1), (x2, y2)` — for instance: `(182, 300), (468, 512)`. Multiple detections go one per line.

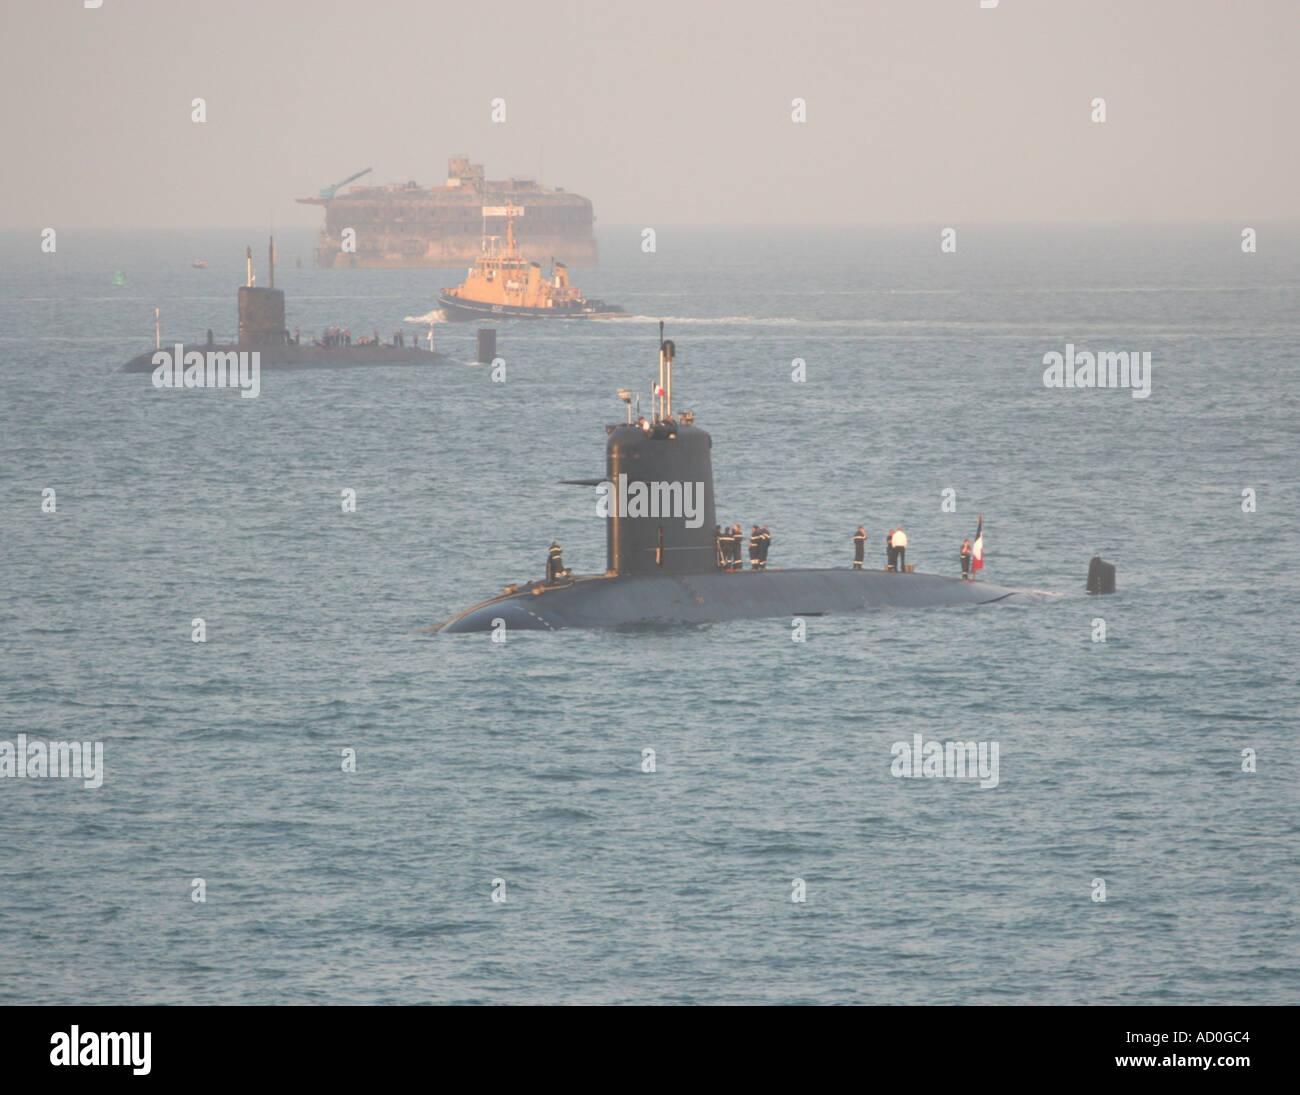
(318, 167), (372, 200)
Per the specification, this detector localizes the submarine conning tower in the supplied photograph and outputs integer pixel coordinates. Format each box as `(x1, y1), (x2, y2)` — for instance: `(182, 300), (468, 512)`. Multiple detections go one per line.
(237, 239), (285, 347)
(604, 332), (717, 575)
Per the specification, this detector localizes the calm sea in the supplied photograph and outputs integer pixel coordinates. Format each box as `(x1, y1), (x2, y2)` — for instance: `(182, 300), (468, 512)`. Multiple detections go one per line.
(1, 224), (1296, 1004)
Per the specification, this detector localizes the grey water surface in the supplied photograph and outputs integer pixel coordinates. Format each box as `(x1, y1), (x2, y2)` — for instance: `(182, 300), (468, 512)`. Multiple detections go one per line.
(1, 225), (1295, 1004)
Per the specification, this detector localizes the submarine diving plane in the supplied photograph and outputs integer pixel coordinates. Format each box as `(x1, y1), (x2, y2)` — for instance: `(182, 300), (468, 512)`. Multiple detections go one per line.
(436, 331), (1035, 633)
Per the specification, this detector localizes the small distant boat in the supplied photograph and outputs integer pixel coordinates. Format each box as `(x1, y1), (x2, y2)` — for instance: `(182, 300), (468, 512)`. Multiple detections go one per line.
(113, 269), (126, 287)
(192, 259), (209, 269)
(438, 202), (623, 320)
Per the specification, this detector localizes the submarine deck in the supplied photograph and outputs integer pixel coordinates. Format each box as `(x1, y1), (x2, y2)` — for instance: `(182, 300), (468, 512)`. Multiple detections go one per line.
(435, 566), (1029, 633)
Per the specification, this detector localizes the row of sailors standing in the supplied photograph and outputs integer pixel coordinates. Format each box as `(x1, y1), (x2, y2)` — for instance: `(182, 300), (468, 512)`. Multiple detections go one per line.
(313, 328), (426, 349)
(715, 523), (770, 570)
(853, 522), (982, 578)
(851, 526), (908, 570)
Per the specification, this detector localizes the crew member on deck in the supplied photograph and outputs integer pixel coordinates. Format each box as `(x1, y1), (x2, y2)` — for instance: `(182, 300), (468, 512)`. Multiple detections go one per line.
(758, 525), (771, 569)
(886, 528), (897, 571)
(892, 526), (908, 571)
(853, 526), (867, 569)
(960, 538), (972, 580)
(547, 541), (565, 583)
(749, 526), (762, 570)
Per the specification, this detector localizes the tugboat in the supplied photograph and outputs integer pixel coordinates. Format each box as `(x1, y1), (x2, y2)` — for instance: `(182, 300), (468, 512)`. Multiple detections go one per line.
(437, 203), (623, 320)
(433, 327), (1042, 633)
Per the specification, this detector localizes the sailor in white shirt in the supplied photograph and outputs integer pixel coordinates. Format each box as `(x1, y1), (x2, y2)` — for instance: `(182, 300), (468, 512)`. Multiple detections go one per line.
(891, 526), (908, 571)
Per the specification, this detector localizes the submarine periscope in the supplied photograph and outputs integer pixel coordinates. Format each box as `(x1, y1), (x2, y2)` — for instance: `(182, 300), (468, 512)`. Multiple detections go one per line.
(436, 329), (1033, 633)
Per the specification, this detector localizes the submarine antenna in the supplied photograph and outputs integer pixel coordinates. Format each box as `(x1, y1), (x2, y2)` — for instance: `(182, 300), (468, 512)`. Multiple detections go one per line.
(655, 321), (664, 423)
(665, 337), (673, 420)
(268, 236), (275, 290)
(245, 246), (253, 288)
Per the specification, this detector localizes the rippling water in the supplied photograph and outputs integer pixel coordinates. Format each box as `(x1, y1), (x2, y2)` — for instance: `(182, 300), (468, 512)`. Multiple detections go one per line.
(1, 225), (1296, 1004)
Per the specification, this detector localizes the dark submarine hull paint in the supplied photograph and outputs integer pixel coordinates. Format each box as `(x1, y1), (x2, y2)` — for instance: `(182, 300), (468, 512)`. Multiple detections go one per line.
(437, 568), (1028, 633)
(120, 343), (447, 372)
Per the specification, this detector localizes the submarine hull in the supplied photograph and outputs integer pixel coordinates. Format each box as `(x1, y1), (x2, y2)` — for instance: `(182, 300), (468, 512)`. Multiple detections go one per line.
(437, 567), (1028, 633)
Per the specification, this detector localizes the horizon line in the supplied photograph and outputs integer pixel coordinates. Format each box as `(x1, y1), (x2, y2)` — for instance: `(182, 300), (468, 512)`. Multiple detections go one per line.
(4, 218), (1298, 232)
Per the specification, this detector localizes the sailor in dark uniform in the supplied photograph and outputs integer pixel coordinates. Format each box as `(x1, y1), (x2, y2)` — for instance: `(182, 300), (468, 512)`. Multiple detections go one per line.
(748, 526), (762, 570)
(853, 526), (867, 568)
(886, 528), (896, 571)
(547, 541), (565, 583)
(960, 538), (972, 580)
(758, 525), (771, 569)
(732, 524), (744, 571)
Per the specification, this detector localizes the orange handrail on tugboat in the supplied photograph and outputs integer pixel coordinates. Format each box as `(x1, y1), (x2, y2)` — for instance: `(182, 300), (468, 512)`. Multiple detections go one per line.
(437, 203), (623, 319)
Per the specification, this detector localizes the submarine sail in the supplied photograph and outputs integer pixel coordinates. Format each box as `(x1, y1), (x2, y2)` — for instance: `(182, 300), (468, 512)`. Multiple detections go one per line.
(604, 340), (717, 576)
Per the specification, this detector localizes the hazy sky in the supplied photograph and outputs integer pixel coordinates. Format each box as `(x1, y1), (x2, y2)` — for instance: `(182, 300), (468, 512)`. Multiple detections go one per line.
(2, 0), (1296, 228)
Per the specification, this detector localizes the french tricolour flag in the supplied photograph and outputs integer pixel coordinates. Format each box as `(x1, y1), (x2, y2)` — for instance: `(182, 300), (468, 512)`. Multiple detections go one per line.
(972, 515), (984, 573)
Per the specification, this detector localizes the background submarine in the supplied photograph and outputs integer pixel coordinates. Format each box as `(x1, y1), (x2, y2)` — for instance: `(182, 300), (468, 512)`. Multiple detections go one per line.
(121, 239), (446, 372)
(436, 332), (1036, 633)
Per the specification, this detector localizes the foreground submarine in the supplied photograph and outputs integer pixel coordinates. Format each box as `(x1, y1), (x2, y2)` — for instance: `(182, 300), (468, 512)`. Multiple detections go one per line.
(436, 332), (1034, 633)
